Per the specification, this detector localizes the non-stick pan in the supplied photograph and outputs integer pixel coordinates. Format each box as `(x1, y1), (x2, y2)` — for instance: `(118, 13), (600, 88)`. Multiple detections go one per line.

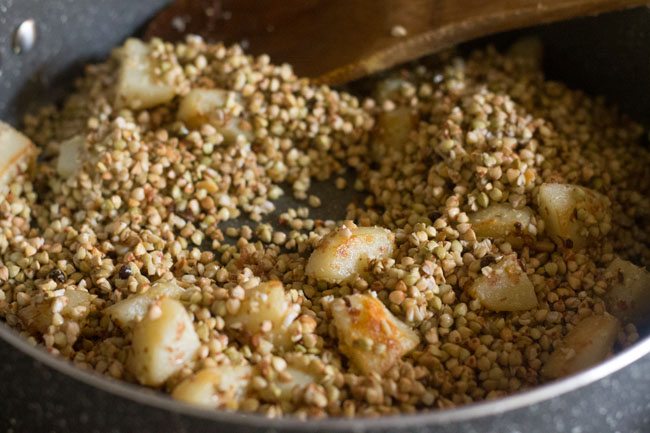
(1, 1), (650, 432)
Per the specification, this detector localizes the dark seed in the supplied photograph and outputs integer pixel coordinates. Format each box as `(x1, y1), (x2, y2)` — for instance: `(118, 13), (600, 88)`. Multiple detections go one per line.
(49, 269), (66, 283)
(119, 265), (132, 279)
(480, 255), (496, 268)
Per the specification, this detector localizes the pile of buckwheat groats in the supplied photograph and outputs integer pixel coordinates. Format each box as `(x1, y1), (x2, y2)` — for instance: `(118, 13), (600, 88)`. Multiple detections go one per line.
(1, 35), (650, 418)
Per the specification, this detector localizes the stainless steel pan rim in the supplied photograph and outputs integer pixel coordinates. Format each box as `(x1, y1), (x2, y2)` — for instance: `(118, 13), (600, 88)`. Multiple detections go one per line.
(0, 2), (648, 431)
(1, 320), (649, 430)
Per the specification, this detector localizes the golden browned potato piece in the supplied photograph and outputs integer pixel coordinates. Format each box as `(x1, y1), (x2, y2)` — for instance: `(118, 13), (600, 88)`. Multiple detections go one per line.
(172, 364), (252, 409)
(128, 298), (200, 386)
(224, 281), (299, 350)
(470, 254), (537, 312)
(331, 294), (420, 374)
(537, 183), (611, 249)
(56, 135), (84, 178)
(374, 77), (410, 103)
(604, 257), (650, 326)
(0, 121), (36, 190)
(18, 289), (95, 334)
(372, 107), (416, 161)
(104, 280), (184, 330)
(115, 38), (175, 110)
(507, 36), (544, 68)
(257, 363), (318, 403)
(469, 203), (533, 246)
(542, 314), (619, 379)
(273, 366), (316, 400)
(306, 223), (394, 284)
(177, 88), (252, 142)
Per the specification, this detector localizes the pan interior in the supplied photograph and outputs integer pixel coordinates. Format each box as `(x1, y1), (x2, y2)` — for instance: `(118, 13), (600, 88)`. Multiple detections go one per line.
(0, 2), (649, 429)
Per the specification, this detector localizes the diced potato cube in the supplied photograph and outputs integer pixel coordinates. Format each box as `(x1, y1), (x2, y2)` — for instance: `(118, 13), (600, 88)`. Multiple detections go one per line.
(171, 364), (252, 409)
(258, 363), (317, 402)
(372, 107), (416, 161)
(306, 223), (395, 284)
(18, 304), (51, 334)
(331, 294), (420, 374)
(57, 135), (84, 178)
(225, 281), (298, 349)
(115, 38), (175, 110)
(470, 204), (533, 245)
(470, 254), (537, 312)
(542, 314), (619, 379)
(18, 289), (95, 334)
(537, 183), (611, 249)
(374, 77), (410, 103)
(604, 257), (650, 325)
(177, 88), (232, 125)
(104, 280), (184, 329)
(59, 289), (95, 317)
(177, 88), (252, 142)
(275, 366), (316, 399)
(508, 36), (543, 68)
(0, 121), (36, 189)
(128, 298), (200, 386)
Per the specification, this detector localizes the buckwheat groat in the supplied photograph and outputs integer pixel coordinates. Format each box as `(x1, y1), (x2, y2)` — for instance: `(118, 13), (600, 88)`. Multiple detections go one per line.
(1, 36), (650, 419)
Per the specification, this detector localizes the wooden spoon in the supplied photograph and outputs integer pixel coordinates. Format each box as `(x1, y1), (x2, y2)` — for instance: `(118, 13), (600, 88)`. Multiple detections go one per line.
(145, 0), (648, 85)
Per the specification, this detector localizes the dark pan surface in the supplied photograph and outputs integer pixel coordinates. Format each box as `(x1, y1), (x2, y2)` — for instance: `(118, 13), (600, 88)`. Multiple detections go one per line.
(0, 2), (650, 432)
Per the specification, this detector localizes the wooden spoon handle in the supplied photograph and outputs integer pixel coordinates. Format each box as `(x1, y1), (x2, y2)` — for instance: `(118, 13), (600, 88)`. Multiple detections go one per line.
(146, 0), (649, 85)
(321, 0), (649, 84)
